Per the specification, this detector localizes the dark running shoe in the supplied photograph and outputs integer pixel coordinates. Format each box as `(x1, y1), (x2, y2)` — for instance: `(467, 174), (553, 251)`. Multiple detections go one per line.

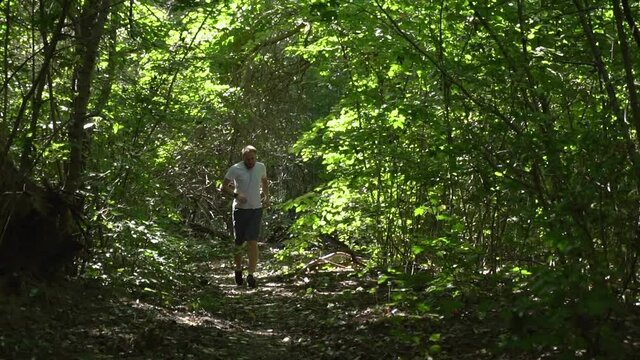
(247, 274), (257, 288)
(234, 270), (243, 286)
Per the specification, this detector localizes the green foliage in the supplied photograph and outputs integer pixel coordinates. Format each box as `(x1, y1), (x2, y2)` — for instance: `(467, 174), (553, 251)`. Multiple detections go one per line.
(500, 266), (625, 358)
(274, 0), (640, 356)
(2, 0), (639, 358)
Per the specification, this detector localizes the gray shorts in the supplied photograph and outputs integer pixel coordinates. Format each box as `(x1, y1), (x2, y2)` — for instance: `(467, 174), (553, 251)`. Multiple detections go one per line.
(232, 208), (262, 246)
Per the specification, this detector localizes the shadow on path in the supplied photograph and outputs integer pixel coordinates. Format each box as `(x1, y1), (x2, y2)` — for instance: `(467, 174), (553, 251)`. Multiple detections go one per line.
(0, 243), (522, 360)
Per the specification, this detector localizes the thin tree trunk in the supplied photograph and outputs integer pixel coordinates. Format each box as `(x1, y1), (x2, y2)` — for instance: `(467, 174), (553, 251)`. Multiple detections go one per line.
(93, 18), (117, 115)
(472, 0), (537, 112)
(20, 0), (43, 172)
(1, 0), (10, 153)
(573, 0), (640, 165)
(373, 0), (521, 135)
(613, 0), (640, 142)
(621, 0), (640, 48)
(2, 0), (69, 161)
(573, 0), (640, 279)
(439, 0), (455, 209)
(65, 0), (111, 194)
(19, 0), (66, 173)
(612, 0), (640, 308)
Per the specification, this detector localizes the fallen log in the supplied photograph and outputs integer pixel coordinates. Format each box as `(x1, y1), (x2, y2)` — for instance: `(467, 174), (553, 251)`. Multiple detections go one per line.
(298, 251), (365, 274)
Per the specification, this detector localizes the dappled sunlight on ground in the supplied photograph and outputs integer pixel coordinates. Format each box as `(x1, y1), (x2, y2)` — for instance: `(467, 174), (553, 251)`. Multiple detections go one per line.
(4, 242), (633, 359)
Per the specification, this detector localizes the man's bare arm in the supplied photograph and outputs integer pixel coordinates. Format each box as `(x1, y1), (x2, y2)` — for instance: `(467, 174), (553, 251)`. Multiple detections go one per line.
(220, 177), (247, 203)
(220, 178), (232, 196)
(261, 176), (269, 207)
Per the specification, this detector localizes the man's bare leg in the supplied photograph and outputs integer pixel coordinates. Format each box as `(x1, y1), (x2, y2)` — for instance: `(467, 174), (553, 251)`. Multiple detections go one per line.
(234, 252), (243, 270)
(234, 243), (246, 269)
(234, 245), (244, 286)
(247, 240), (258, 274)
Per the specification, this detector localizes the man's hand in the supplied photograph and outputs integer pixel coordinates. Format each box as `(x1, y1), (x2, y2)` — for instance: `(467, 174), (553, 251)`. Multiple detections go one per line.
(236, 193), (248, 204)
(261, 196), (270, 208)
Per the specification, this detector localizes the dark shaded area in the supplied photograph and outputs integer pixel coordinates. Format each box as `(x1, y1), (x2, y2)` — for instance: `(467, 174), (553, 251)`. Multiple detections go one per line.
(0, 160), (83, 286)
(1, 242), (637, 360)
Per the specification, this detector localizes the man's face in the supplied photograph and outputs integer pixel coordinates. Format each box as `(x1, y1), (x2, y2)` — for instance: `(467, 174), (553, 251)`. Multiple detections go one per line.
(243, 151), (257, 169)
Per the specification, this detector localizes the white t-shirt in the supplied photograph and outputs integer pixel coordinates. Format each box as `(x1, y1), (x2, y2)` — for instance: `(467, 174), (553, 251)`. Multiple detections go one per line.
(224, 161), (266, 209)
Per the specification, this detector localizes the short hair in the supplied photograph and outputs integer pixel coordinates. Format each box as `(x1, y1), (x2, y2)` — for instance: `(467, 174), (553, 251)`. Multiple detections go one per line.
(242, 145), (257, 156)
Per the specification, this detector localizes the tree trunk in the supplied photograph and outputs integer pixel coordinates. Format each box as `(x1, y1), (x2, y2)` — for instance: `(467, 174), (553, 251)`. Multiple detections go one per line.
(65, 0), (111, 195)
(573, 0), (640, 179)
(612, 0), (640, 143)
(2, 0), (69, 161)
(0, 0), (110, 281)
(621, 0), (640, 48)
(20, 0), (70, 173)
(1, 0), (11, 151)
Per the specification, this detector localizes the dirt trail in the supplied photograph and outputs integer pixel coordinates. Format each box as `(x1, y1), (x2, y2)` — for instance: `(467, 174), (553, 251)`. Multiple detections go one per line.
(4, 241), (637, 359)
(0, 245), (398, 360)
(190, 251), (384, 360)
(1, 243), (519, 360)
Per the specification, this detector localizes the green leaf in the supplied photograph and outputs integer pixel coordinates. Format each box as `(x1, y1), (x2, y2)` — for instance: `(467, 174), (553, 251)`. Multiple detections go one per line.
(112, 122), (124, 134)
(389, 109), (406, 129)
(378, 274), (390, 284)
(414, 206), (427, 216)
(429, 344), (442, 354)
(412, 244), (425, 255)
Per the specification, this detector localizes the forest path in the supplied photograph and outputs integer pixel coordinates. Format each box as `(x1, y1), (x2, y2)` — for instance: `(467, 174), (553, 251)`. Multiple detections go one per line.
(176, 246), (395, 359)
(0, 242), (499, 360)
